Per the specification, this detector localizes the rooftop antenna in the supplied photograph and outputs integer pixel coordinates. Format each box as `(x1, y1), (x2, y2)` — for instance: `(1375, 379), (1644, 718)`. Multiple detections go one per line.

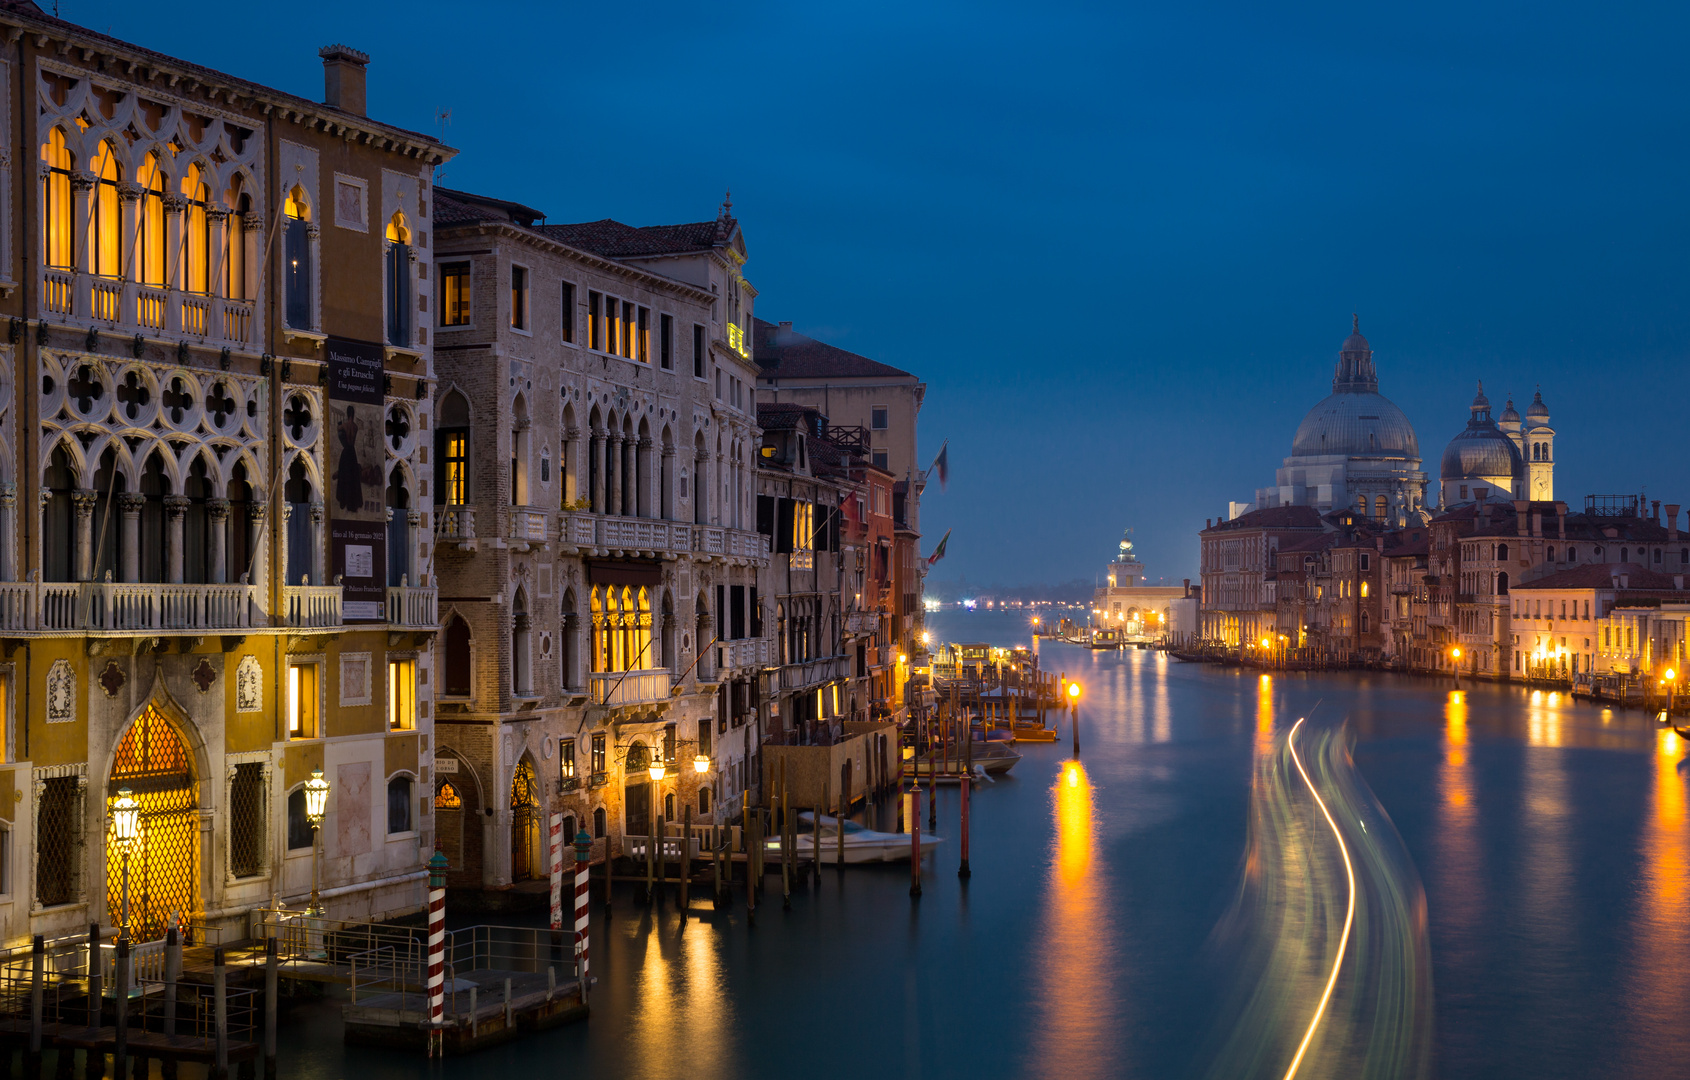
(434, 108), (452, 181)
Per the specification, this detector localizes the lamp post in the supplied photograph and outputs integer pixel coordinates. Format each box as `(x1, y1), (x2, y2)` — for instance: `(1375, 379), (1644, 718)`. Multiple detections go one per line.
(111, 788), (139, 940)
(304, 769), (330, 916)
(1451, 647), (1462, 690)
(1665, 667), (1677, 717)
(1067, 680), (1082, 756)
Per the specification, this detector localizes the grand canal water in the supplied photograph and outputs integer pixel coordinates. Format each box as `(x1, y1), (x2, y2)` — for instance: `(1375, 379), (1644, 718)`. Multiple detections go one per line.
(279, 612), (1690, 1078)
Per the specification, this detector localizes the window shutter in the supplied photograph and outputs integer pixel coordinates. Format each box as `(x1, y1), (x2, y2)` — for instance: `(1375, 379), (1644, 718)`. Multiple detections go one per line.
(757, 495), (775, 536)
(750, 587), (761, 637)
(776, 499), (795, 553)
(811, 502), (826, 550)
(828, 504), (841, 552)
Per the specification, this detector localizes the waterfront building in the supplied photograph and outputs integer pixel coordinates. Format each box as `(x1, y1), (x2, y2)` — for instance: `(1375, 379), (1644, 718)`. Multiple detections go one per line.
(1089, 529), (1195, 641)
(753, 320), (928, 680)
(1253, 319), (1429, 526)
(428, 188), (769, 889)
(1199, 505), (1325, 646)
(0, 11), (454, 944)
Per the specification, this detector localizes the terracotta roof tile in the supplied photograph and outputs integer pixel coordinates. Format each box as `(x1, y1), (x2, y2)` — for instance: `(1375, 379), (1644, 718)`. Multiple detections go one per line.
(753, 318), (912, 380)
(537, 218), (725, 257)
(1513, 563), (1683, 590)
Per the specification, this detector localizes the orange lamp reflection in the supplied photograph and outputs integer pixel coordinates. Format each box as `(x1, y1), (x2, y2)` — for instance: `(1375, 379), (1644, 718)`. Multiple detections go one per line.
(1032, 759), (1112, 1078)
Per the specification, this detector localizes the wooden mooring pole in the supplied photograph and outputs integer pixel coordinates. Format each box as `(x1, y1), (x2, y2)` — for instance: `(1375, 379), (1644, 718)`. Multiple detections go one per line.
(162, 927), (180, 1080)
(213, 948), (229, 1080)
(746, 808), (759, 922)
(27, 934), (43, 1077)
(958, 771), (972, 879)
(114, 938), (129, 1080)
(909, 781), (923, 898)
(681, 803), (692, 911)
(264, 936), (279, 1080)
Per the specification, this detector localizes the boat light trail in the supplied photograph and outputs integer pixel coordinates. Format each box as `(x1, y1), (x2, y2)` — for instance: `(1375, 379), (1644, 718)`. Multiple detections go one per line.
(1281, 716), (1356, 1080)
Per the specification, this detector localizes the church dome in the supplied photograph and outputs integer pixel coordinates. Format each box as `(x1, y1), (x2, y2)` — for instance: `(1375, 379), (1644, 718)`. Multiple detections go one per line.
(1440, 381), (1523, 485)
(1292, 393), (1420, 457)
(1499, 398), (1520, 425)
(1288, 316), (1420, 459)
(1526, 389), (1550, 424)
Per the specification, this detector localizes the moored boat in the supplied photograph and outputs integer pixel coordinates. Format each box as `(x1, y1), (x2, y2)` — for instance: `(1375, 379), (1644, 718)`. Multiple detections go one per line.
(783, 814), (944, 864)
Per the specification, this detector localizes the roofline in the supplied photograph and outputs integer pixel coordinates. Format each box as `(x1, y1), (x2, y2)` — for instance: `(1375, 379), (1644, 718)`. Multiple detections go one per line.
(0, 11), (455, 162)
(434, 217), (717, 303)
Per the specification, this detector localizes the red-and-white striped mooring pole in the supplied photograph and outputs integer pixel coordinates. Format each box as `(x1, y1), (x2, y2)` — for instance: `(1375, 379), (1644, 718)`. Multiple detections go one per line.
(574, 829), (592, 992)
(426, 848), (448, 1056)
(549, 812), (564, 932)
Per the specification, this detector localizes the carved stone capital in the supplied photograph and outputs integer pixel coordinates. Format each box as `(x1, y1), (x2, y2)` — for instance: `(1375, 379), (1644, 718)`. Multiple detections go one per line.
(116, 181), (142, 202)
(304, 222), (321, 240)
(207, 497), (231, 521)
(248, 502), (268, 525)
(39, 489), (51, 510)
(161, 191), (187, 214)
(206, 208), (230, 224)
(71, 490), (97, 516)
(407, 510), (422, 527)
(515, 417), (532, 432)
(241, 211), (263, 232)
(70, 172), (96, 193)
(637, 437), (653, 450)
(36, 159), (50, 180)
(279, 503), (292, 522)
(564, 427), (580, 442)
(163, 495), (191, 516)
(0, 482), (15, 510)
(310, 503), (325, 525)
(117, 492), (146, 515)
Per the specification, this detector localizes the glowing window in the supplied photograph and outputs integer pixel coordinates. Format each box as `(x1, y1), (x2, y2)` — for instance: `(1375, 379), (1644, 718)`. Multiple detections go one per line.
(434, 781), (462, 810)
(41, 128), (74, 268)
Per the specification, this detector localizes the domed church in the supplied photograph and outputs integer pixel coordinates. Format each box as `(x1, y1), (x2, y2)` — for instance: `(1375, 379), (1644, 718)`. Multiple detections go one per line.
(1440, 385), (1554, 505)
(1254, 317), (1430, 526)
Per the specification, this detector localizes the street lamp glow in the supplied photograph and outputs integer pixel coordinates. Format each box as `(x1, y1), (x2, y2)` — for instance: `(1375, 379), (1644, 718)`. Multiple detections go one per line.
(648, 762), (667, 782)
(921, 630), (931, 645)
(693, 753), (710, 774)
(1067, 682), (1081, 701)
(111, 787), (140, 848)
(1451, 647), (1462, 660)
(1668, 668), (1677, 682)
(304, 769), (330, 824)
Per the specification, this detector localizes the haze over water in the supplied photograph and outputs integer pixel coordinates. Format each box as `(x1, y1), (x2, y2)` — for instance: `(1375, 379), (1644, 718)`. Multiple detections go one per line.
(278, 636), (1690, 1078)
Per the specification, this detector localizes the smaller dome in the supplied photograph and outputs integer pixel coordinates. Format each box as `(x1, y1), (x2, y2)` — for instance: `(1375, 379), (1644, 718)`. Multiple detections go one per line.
(1500, 398), (1520, 424)
(1526, 388), (1550, 421)
(1441, 431), (1522, 485)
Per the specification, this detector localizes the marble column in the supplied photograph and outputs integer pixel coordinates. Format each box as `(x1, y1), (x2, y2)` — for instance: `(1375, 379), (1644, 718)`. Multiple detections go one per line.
(310, 502), (326, 586)
(0, 482), (16, 582)
(163, 495), (189, 583)
(118, 493), (145, 582)
(72, 490), (97, 582)
(246, 502), (267, 589)
(278, 503), (292, 587)
(207, 498), (230, 584)
(608, 436), (623, 517)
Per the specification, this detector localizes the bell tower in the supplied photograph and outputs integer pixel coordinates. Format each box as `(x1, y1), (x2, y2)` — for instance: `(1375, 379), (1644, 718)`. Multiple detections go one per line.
(1526, 389), (1553, 501)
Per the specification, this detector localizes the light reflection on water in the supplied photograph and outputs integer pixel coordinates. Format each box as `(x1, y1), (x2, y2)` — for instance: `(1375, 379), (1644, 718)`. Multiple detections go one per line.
(1030, 760), (1113, 1079)
(265, 644), (1690, 1080)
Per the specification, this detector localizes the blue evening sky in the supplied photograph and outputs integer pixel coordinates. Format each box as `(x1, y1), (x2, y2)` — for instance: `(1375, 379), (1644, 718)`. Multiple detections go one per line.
(76, 0), (1690, 587)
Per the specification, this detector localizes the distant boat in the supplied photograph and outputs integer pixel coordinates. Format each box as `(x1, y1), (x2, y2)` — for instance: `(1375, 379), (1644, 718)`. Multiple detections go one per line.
(779, 814), (944, 864)
(913, 741), (1021, 775)
(1011, 723), (1058, 743)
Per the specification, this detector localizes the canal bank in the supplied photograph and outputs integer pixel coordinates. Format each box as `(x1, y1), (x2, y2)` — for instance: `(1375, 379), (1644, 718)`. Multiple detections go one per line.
(266, 646), (1690, 1080)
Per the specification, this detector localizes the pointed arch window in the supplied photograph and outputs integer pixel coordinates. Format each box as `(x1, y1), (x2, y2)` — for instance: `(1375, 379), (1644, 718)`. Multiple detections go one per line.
(181, 163), (210, 294)
(136, 153), (166, 286)
(436, 391), (469, 506)
(90, 141), (122, 278)
(41, 128), (74, 269)
(385, 211), (411, 346)
(224, 176), (251, 300)
(283, 186), (312, 329)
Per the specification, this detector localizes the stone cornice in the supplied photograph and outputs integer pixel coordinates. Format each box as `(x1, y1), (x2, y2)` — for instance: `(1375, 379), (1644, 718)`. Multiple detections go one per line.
(437, 220), (716, 304)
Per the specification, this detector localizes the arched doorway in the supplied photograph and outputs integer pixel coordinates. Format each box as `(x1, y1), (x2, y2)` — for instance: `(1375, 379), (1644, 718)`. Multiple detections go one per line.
(624, 742), (652, 838)
(509, 757), (540, 881)
(107, 703), (199, 941)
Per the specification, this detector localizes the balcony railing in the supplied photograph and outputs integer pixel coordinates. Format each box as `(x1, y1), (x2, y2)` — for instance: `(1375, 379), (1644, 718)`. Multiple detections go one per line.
(0, 580), (254, 633)
(589, 668), (671, 707)
(719, 636), (773, 671)
(39, 269), (257, 348)
(779, 655), (850, 691)
(438, 506), (475, 542)
(386, 584), (438, 628)
(284, 585), (341, 628)
(509, 507), (549, 544)
(845, 610), (879, 635)
(600, 517), (691, 555)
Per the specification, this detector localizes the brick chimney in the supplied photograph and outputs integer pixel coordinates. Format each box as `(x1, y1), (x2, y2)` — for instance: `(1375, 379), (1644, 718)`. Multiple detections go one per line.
(1531, 509), (1543, 538)
(1653, 500), (1662, 525)
(319, 45), (369, 116)
(1669, 504), (1681, 542)
(779, 321), (792, 332)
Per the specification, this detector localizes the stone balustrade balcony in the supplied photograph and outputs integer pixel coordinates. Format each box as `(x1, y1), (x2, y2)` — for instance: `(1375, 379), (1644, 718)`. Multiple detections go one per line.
(718, 636), (773, 672)
(43, 269), (256, 350)
(0, 580), (256, 633)
(283, 584), (341, 629)
(386, 584), (438, 628)
(589, 668), (672, 707)
(779, 655), (851, 691)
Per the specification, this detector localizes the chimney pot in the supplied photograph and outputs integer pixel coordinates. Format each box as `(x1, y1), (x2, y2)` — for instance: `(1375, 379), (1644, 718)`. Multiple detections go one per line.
(1653, 500), (1662, 525)
(319, 44), (369, 116)
(778, 321), (792, 332)
(1669, 504), (1681, 543)
(1620, 573), (1629, 589)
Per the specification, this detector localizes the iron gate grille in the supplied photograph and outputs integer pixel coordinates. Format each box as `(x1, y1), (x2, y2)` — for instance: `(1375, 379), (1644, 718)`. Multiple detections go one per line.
(510, 759), (538, 881)
(106, 706), (199, 942)
(35, 776), (82, 907)
(229, 763), (265, 878)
